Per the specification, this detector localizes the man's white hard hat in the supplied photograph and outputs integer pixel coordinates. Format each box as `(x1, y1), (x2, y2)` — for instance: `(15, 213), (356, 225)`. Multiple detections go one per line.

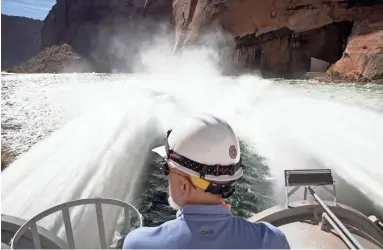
(152, 114), (243, 182)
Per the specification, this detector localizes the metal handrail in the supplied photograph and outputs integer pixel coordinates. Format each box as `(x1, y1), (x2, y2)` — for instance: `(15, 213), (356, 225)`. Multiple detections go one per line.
(307, 186), (363, 249)
(10, 197), (143, 249)
(322, 212), (357, 249)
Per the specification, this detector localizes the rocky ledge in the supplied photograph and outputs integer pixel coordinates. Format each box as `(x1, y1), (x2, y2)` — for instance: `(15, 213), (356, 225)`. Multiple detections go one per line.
(7, 44), (95, 73)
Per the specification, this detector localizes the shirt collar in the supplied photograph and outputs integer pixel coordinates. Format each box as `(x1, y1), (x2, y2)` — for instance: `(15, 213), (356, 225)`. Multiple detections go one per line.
(176, 204), (232, 217)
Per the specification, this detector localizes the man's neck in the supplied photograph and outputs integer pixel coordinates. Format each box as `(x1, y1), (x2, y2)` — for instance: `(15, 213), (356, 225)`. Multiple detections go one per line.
(183, 201), (232, 211)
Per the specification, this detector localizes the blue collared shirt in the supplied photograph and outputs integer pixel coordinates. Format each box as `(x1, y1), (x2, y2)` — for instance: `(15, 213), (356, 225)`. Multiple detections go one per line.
(123, 204), (290, 249)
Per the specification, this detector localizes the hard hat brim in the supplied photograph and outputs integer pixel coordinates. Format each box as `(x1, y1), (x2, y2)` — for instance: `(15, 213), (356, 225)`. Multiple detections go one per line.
(152, 145), (166, 158)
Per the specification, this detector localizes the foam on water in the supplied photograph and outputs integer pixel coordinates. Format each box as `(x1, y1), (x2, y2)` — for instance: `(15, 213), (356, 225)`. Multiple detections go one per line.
(2, 106), (163, 247)
(2, 46), (383, 248)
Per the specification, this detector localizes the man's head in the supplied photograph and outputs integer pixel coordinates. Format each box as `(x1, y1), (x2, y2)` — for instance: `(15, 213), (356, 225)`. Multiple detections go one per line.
(152, 114), (244, 210)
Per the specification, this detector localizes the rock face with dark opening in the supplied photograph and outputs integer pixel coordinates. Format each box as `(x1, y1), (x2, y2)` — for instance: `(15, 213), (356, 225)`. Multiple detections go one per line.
(1, 14), (42, 70)
(162, 0), (383, 81)
(328, 6), (383, 82)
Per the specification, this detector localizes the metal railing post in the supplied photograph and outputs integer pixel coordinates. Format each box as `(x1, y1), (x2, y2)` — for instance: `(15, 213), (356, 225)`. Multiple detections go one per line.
(307, 186), (363, 249)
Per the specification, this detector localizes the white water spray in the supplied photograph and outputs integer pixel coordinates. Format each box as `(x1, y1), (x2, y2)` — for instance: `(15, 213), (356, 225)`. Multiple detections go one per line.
(2, 105), (163, 247)
(2, 45), (383, 248)
(242, 97), (383, 213)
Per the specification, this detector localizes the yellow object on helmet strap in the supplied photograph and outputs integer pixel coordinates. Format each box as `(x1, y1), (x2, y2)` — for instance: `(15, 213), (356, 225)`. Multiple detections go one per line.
(190, 175), (210, 190)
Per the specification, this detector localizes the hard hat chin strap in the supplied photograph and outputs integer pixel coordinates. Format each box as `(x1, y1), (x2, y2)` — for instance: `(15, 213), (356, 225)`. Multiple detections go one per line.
(188, 174), (235, 198)
(205, 182), (236, 199)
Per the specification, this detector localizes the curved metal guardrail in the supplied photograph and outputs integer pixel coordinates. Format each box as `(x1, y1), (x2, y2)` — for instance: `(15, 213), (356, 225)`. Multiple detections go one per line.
(10, 198), (143, 249)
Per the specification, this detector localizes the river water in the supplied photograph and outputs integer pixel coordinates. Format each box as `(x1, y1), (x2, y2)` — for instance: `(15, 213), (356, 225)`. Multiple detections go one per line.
(1, 68), (383, 248)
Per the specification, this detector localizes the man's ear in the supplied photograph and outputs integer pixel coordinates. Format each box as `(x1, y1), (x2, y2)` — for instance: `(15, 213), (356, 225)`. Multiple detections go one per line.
(181, 177), (190, 196)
